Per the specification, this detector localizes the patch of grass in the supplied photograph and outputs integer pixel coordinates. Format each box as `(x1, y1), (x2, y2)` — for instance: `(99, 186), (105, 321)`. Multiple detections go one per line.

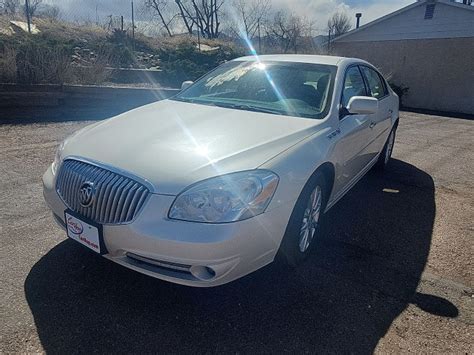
(0, 45), (17, 82)
(15, 38), (73, 84)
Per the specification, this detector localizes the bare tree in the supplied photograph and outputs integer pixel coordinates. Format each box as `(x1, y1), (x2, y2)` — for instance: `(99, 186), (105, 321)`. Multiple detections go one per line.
(1, 0), (20, 15)
(145, 0), (175, 37)
(175, 0), (225, 39)
(174, 0), (194, 35)
(37, 4), (60, 20)
(231, 0), (270, 39)
(22, 0), (42, 18)
(268, 11), (313, 54)
(327, 12), (352, 38)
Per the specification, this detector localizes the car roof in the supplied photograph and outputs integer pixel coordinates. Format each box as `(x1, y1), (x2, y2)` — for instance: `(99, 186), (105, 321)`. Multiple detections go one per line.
(233, 54), (363, 67)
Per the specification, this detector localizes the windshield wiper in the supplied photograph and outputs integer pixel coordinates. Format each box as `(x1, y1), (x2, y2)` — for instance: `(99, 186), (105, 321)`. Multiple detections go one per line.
(212, 102), (283, 115)
(173, 97), (199, 104)
(174, 98), (286, 115)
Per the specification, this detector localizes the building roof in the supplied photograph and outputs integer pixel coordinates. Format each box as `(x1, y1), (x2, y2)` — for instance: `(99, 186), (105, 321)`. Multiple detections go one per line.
(334, 0), (474, 42)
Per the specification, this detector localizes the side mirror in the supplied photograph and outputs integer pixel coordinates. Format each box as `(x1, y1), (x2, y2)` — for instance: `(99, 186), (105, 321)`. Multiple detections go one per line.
(181, 81), (194, 91)
(346, 96), (379, 115)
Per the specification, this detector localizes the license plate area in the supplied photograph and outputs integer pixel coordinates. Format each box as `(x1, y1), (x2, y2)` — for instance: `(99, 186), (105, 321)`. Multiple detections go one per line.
(64, 210), (108, 255)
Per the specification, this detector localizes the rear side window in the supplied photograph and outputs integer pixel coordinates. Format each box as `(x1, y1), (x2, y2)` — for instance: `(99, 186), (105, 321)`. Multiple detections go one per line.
(342, 66), (367, 107)
(361, 66), (388, 99)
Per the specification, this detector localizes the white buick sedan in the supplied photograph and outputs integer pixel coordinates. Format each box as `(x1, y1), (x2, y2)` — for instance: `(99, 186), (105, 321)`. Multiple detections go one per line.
(43, 55), (399, 287)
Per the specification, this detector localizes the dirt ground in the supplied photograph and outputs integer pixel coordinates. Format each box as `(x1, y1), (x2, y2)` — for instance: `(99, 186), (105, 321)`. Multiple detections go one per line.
(0, 111), (472, 353)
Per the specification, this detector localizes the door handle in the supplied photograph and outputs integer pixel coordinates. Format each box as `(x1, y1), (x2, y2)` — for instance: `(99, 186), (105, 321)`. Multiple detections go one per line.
(369, 121), (376, 129)
(388, 109), (394, 120)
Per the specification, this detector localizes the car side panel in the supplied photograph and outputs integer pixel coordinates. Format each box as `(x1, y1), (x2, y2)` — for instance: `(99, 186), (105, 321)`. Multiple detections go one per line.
(261, 122), (335, 214)
(360, 67), (398, 159)
(262, 60), (399, 219)
(369, 95), (396, 156)
(330, 114), (374, 197)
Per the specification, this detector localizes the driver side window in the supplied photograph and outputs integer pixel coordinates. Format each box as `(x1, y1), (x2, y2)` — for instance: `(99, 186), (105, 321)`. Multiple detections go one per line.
(342, 66), (367, 107)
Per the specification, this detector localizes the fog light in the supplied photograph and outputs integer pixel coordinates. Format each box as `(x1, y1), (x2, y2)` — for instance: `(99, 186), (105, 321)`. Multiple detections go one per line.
(205, 267), (216, 278)
(190, 265), (216, 280)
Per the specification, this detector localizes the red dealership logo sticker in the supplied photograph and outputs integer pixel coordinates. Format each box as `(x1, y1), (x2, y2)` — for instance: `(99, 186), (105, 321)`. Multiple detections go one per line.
(67, 216), (83, 235)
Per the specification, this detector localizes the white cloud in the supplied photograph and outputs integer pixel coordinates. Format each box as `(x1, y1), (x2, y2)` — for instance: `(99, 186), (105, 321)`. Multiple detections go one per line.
(346, 1), (414, 24)
(268, 0), (414, 33)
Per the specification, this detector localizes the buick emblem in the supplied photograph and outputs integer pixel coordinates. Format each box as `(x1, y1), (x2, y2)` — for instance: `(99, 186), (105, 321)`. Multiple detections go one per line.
(78, 181), (95, 208)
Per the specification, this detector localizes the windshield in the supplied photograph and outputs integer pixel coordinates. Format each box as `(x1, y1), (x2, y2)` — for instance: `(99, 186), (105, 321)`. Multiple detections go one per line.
(173, 60), (337, 119)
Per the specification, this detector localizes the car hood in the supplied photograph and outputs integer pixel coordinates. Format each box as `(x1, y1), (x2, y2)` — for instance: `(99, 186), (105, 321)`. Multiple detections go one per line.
(62, 99), (323, 195)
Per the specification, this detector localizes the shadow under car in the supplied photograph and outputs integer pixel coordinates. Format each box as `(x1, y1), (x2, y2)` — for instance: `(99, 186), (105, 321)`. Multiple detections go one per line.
(25, 159), (456, 353)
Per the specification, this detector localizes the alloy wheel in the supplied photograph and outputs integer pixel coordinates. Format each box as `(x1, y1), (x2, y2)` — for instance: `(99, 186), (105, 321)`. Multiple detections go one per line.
(299, 185), (322, 253)
(385, 131), (395, 165)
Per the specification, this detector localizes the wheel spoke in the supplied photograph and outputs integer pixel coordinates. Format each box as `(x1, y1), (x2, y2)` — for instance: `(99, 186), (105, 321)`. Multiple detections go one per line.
(299, 228), (309, 252)
(314, 190), (321, 210)
(311, 188), (321, 223)
(310, 189), (318, 209)
(300, 216), (309, 232)
(312, 209), (320, 224)
(385, 132), (394, 164)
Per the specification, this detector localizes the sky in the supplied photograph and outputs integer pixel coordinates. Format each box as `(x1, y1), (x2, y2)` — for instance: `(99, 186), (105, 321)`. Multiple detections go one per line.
(44, 0), (414, 35)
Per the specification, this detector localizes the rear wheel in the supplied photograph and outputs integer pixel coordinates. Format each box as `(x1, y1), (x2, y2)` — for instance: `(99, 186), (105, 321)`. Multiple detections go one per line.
(278, 173), (328, 267)
(375, 127), (396, 170)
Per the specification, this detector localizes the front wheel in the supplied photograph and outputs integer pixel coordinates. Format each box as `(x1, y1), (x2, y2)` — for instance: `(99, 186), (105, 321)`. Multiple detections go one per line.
(375, 127), (396, 170)
(278, 173), (328, 267)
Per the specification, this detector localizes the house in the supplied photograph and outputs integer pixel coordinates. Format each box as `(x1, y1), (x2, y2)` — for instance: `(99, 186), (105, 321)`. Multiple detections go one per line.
(332, 0), (474, 115)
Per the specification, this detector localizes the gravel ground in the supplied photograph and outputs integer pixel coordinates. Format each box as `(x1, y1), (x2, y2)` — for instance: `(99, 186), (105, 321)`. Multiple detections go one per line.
(0, 111), (472, 353)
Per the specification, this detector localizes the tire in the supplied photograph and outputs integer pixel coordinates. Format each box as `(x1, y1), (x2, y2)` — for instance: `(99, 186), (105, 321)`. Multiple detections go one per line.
(375, 126), (396, 171)
(278, 172), (328, 267)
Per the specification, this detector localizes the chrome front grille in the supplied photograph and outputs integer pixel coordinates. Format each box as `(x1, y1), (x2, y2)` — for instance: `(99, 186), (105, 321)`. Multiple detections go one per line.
(56, 159), (150, 224)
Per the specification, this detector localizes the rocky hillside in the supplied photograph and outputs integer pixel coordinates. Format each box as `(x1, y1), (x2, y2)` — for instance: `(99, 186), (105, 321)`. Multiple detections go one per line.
(0, 15), (244, 87)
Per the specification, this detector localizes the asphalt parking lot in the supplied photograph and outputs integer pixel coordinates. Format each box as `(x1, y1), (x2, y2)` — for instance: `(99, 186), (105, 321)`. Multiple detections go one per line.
(0, 111), (472, 353)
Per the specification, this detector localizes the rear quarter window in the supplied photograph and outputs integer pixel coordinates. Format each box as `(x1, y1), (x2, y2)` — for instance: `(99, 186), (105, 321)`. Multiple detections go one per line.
(361, 66), (388, 99)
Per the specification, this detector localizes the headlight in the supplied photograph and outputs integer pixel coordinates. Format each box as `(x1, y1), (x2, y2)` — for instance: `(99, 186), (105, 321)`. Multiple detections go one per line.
(169, 170), (279, 223)
(51, 140), (65, 176)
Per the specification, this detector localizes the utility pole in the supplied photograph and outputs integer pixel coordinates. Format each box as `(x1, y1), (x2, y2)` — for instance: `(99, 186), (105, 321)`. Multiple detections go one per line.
(257, 19), (262, 53)
(131, 1), (135, 50)
(25, 0), (31, 34)
(197, 28), (201, 51)
(327, 28), (331, 54)
(121, 15), (124, 32)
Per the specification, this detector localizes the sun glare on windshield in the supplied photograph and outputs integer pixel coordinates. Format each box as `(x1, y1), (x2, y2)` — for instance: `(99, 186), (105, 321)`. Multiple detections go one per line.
(174, 61), (337, 119)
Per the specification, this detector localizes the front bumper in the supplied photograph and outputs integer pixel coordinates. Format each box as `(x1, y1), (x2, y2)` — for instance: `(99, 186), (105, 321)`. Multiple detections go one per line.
(43, 165), (292, 287)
